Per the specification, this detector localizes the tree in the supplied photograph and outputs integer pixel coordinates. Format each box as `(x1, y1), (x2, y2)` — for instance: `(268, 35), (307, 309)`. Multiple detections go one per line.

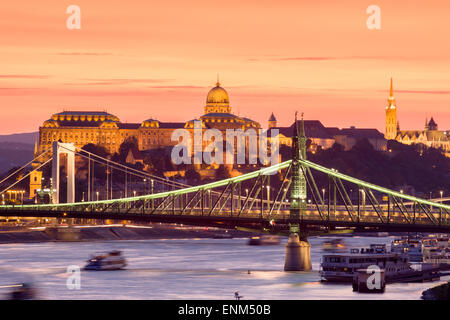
(118, 136), (139, 162)
(215, 165), (231, 180)
(185, 167), (201, 183)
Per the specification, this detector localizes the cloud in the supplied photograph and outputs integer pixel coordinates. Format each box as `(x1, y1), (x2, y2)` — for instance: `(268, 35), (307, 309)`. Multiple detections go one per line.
(0, 74), (49, 79)
(56, 52), (114, 56)
(146, 85), (205, 89)
(249, 56), (414, 62)
(276, 57), (338, 61)
(66, 78), (175, 86)
(397, 90), (450, 95)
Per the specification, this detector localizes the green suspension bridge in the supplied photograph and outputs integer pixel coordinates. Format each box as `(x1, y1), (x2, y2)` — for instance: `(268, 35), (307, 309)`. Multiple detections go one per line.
(0, 116), (449, 234)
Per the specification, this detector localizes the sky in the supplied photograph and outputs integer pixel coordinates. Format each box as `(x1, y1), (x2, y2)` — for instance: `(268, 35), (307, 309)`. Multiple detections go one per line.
(0, 0), (449, 134)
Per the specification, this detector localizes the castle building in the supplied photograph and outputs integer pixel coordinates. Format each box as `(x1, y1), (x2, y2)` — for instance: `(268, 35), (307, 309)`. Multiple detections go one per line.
(384, 79), (450, 155)
(37, 81), (261, 163)
(269, 119), (386, 152)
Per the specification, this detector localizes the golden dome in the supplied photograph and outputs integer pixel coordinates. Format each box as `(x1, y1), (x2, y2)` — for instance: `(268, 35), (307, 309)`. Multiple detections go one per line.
(206, 82), (229, 104)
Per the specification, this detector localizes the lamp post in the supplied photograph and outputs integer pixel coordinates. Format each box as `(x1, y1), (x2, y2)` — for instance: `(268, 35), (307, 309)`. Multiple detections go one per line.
(360, 189), (366, 217)
(151, 179), (154, 209)
(440, 190), (444, 202)
(96, 191), (99, 201)
(322, 188), (325, 210)
(208, 189), (212, 209)
(429, 191), (432, 210)
(266, 185), (270, 212)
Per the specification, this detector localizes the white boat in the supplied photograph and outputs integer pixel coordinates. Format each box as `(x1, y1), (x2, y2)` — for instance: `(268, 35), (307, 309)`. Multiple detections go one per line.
(390, 237), (424, 262)
(422, 236), (450, 265)
(320, 244), (413, 282)
(84, 250), (127, 271)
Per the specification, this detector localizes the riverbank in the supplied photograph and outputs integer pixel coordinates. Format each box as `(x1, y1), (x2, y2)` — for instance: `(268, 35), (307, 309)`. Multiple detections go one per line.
(421, 281), (450, 300)
(0, 224), (254, 244)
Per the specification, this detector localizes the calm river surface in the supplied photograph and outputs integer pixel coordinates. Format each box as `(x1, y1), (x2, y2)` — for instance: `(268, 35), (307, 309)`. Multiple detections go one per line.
(0, 235), (447, 299)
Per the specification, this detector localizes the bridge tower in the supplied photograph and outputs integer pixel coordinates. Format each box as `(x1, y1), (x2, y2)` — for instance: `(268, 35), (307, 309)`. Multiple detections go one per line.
(52, 142), (76, 204)
(284, 112), (312, 271)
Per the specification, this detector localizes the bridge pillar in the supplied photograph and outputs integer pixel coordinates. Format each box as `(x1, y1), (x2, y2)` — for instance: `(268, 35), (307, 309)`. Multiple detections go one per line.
(52, 142), (76, 204)
(284, 233), (312, 271)
(284, 112), (312, 271)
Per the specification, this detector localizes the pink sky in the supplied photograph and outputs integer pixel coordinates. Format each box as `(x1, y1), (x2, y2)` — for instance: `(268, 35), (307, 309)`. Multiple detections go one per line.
(0, 0), (449, 134)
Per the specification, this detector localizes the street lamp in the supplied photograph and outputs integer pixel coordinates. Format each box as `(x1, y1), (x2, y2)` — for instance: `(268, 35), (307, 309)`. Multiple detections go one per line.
(360, 189), (366, 216)
(440, 190), (444, 202)
(96, 191), (99, 201)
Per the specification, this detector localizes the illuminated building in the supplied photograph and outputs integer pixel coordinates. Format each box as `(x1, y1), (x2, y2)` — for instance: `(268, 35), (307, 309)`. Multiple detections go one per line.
(384, 79), (450, 155)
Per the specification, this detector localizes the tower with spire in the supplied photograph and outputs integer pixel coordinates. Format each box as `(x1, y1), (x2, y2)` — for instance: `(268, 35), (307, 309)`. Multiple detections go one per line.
(29, 136), (43, 200)
(385, 78), (398, 140)
(268, 112), (277, 129)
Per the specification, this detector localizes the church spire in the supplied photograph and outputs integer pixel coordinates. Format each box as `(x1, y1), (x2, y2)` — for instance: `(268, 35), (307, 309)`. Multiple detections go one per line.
(388, 77), (396, 107)
(385, 78), (398, 140)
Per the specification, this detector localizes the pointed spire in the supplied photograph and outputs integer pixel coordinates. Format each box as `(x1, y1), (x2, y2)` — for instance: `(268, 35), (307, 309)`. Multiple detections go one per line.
(387, 77), (396, 107)
(269, 112), (276, 121)
(216, 73), (220, 87)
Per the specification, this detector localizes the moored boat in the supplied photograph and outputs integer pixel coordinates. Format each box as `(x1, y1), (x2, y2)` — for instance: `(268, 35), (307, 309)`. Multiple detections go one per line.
(320, 244), (419, 283)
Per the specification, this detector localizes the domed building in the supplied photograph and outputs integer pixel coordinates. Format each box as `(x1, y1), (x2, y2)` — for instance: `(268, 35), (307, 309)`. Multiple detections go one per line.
(37, 80), (262, 163)
(185, 81), (260, 131)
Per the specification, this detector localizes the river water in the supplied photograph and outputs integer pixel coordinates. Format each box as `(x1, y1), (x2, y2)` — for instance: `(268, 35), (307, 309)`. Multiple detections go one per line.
(0, 235), (447, 300)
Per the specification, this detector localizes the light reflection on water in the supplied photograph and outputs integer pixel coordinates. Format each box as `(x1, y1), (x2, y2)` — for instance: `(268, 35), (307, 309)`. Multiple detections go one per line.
(0, 236), (448, 300)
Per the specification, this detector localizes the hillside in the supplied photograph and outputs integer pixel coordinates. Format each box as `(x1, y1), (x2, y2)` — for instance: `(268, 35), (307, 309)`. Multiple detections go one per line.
(0, 132), (37, 174)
